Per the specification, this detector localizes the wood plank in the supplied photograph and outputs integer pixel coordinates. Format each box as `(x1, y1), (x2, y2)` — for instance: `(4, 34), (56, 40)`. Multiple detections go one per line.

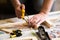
(3, 36), (38, 40)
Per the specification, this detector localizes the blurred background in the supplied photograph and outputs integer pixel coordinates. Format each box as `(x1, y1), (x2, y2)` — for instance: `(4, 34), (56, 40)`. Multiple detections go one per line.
(0, 0), (60, 19)
(55, 0), (60, 11)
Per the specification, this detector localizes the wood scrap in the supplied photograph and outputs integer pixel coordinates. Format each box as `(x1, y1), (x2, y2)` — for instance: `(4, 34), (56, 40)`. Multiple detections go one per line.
(52, 38), (60, 40)
(3, 36), (38, 40)
(0, 22), (28, 29)
(42, 20), (54, 28)
(0, 29), (13, 33)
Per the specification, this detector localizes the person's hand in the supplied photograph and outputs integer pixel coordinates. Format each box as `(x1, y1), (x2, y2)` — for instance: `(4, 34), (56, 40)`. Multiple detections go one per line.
(28, 12), (48, 29)
(15, 4), (25, 18)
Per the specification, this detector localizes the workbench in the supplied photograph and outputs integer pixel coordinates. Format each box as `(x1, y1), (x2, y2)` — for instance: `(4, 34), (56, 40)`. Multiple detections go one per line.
(0, 11), (60, 40)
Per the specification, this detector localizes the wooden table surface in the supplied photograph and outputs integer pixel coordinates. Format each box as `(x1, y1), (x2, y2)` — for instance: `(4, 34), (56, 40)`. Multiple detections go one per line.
(0, 11), (60, 40)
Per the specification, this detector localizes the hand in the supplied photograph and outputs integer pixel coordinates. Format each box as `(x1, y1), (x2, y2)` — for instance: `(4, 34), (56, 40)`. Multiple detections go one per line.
(15, 4), (25, 18)
(28, 12), (48, 29)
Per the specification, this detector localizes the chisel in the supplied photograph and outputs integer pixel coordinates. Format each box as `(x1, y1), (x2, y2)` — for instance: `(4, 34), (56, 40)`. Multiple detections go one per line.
(21, 5), (28, 23)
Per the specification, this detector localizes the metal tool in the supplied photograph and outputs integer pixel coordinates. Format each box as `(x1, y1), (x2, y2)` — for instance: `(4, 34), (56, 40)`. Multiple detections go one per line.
(21, 5), (29, 23)
(1, 29), (22, 38)
(36, 26), (51, 40)
(10, 30), (22, 38)
(21, 5), (31, 28)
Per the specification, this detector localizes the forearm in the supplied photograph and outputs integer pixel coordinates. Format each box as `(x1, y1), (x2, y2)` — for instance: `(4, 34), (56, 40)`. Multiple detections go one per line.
(11, 0), (21, 8)
(40, 0), (54, 14)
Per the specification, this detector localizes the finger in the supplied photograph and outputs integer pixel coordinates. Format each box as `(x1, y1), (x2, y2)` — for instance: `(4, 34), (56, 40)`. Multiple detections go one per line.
(36, 19), (46, 27)
(28, 18), (33, 24)
(30, 18), (39, 24)
(28, 20), (39, 29)
(31, 23), (38, 29)
(32, 19), (42, 28)
(21, 4), (25, 9)
(36, 19), (41, 24)
(29, 17), (37, 23)
(16, 10), (21, 18)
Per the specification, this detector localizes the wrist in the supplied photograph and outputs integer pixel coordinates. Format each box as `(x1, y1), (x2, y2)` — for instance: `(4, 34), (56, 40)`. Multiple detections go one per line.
(39, 11), (48, 16)
(39, 10), (49, 15)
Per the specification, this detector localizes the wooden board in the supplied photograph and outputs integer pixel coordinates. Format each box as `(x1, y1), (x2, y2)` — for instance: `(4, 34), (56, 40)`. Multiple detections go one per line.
(0, 11), (60, 40)
(3, 36), (38, 40)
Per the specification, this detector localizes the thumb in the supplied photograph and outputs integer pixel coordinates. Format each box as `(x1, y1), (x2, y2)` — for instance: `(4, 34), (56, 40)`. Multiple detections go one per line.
(21, 4), (25, 9)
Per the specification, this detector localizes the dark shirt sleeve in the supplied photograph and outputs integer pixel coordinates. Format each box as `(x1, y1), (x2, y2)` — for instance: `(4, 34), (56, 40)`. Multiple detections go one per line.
(20, 0), (55, 15)
(25, 0), (43, 15)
